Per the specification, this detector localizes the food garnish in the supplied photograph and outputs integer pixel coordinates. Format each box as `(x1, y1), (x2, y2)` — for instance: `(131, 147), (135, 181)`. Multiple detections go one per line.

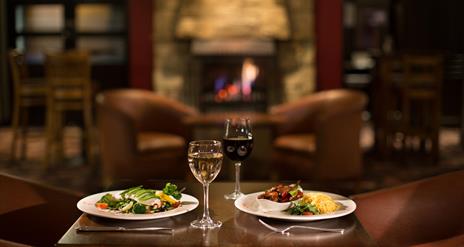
(95, 183), (182, 214)
(287, 192), (340, 215)
(162, 182), (182, 200)
(257, 182), (303, 202)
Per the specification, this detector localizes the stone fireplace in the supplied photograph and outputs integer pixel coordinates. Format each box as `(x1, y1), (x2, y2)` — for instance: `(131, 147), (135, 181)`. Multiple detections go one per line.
(153, 0), (316, 109)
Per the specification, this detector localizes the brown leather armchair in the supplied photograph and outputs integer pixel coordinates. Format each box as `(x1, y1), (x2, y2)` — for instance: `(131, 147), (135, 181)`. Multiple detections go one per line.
(351, 170), (464, 247)
(97, 89), (198, 187)
(270, 89), (368, 180)
(0, 173), (83, 247)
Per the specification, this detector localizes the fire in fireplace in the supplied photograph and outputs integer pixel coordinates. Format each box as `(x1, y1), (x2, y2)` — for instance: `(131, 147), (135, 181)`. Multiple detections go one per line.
(189, 40), (279, 112)
(198, 55), (275, 112)
(212, 58), (259, 103)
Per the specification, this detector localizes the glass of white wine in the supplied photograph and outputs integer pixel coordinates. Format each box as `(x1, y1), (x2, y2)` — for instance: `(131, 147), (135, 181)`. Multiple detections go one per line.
(188, 140), (223, 229)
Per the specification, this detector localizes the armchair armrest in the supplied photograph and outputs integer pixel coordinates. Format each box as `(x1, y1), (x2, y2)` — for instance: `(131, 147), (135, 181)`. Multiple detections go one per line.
(312, 90), (367, 126)
(312, 90), (367, 179)
(99, 89), (197, 138)
(269, 93), (320, 135)
(270, 89), (367, 135)
(351, 170), (464, 246)
(97, 96), (138, 186)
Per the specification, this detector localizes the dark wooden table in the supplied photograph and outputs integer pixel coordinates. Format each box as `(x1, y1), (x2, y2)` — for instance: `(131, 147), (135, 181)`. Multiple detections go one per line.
(57, 181), (376, 246)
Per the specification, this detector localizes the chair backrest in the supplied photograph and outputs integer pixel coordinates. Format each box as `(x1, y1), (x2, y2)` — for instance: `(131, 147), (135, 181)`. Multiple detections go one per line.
(8, 50), (28, 92)
(45, 51), (90, 81)
(45, 51), (91, 93)
(403, 54), (443, 89)
(374, 55), (404, 122)
(44, 51), (92, 106)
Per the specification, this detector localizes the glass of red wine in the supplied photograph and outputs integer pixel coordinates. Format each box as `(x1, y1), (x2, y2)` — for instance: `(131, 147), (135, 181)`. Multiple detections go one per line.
(223, 118), (253, 200)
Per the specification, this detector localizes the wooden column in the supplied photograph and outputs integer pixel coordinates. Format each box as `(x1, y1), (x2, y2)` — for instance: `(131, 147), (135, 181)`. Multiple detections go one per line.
(315, 0), (343, 90)
(128, 0), (153, 90)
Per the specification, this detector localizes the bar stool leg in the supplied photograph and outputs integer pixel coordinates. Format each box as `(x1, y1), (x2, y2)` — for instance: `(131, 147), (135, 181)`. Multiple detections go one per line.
(45, 105), (55, 168)
(20, 107), (29, 160)
(83, 95), (94, 166)
(55, 110), (64, 163)
(10, 100), (20, 161)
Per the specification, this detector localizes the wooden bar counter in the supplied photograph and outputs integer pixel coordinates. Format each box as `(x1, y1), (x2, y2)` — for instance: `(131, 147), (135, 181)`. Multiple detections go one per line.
(57, 181), (376, 246)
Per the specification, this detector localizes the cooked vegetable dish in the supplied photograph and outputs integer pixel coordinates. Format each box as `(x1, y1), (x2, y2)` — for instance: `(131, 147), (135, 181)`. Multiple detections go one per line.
(257, 183), (303, 202)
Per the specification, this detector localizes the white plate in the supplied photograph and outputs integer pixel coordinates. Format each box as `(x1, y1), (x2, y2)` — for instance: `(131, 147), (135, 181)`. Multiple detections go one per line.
(234, 191), (356, 222)
(77, 190), (199, 220)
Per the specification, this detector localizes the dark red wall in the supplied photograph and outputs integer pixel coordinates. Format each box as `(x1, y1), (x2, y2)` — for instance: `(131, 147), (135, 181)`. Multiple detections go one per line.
(315, 0), (343, 90)
(129, 0), (153, 90)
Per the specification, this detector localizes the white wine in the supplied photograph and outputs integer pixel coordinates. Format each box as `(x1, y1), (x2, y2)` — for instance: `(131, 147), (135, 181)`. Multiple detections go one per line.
(188, 152), (223, 184)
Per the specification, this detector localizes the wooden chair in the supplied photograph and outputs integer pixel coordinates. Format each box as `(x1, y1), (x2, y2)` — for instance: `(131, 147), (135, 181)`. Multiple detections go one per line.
(400, 54), (442, 160)
(8, 49), (47, 161)
(44, 51), (94, 166)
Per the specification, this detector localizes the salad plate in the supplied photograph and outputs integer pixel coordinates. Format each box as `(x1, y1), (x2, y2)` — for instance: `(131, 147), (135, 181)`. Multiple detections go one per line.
(234, 191), (356, 222)
(77, 190), (199, 220)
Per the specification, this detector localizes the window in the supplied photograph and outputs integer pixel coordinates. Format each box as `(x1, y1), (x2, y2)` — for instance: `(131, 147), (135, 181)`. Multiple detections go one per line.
(8, 0), (128, 89)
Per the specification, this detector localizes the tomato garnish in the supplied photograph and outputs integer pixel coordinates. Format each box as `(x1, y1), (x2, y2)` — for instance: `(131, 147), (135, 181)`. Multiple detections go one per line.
(96, 202), (108, 209)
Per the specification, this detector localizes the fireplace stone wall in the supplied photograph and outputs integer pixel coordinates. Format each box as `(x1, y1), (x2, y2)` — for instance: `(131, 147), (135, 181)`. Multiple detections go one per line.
(153, 0), (315, 106)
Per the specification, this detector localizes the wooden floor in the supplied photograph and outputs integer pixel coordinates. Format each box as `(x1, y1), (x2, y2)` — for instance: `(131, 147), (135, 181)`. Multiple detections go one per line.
(0, 125), (463, 195)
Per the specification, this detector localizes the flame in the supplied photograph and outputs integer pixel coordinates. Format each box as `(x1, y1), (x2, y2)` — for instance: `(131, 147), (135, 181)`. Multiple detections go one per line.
(213, 58), (259, 102)
(241, 58), (259, 97)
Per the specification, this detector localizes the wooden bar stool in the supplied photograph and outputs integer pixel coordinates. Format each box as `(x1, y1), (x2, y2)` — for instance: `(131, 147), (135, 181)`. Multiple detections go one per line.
(400, 54), (443, 160)
(8, 49), (47, 161)
(373, 55), (405, 157)
(44, 51), (94, 166)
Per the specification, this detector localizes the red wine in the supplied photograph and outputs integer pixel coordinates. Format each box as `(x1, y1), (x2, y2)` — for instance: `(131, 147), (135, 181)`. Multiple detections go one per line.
(223, 137), (253, 161)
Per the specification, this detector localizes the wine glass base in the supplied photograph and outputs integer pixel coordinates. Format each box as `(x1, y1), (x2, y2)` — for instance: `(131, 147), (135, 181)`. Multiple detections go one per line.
(190, 218), (222, 229)
(224, 191), (244, 200)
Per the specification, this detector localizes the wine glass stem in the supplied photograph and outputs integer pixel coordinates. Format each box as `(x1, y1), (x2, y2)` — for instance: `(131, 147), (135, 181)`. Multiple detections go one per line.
(234, 162), (241, 194)
(202, 183), (210, 220)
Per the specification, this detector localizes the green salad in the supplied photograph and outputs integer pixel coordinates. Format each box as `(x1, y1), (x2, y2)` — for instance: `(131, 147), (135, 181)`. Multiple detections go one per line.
(95, 183), (183, 214)
(287, 200), (320, 215)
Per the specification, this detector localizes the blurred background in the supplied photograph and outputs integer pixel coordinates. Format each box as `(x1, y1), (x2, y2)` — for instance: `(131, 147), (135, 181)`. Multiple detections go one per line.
(0, 0), (464, 195)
